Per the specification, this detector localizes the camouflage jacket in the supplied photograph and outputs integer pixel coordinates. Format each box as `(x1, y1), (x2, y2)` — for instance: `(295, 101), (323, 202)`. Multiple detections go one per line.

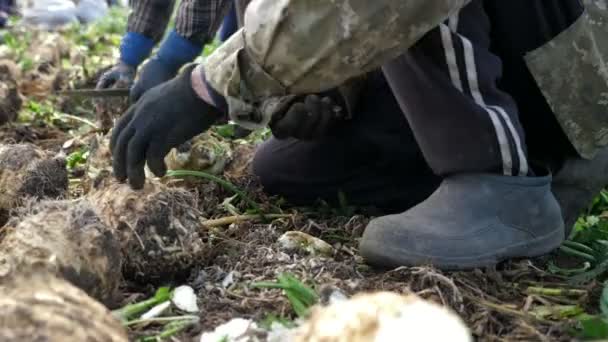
(194, 0), (608, 159)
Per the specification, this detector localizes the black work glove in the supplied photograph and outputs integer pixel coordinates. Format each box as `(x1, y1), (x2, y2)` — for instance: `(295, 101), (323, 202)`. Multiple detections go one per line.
(110, 64), (221, 189)
(130, 57), (180, 104)
(96, 61), (136, 89)
(269, 91), (348, 140)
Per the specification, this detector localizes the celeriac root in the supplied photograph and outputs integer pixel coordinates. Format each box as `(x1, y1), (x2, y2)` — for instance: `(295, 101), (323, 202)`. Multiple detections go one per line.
(0, 271), (128, 342)
(0, 144), (68, 225)
(0, 200), (122, 305)
(88, 180), (206, 283)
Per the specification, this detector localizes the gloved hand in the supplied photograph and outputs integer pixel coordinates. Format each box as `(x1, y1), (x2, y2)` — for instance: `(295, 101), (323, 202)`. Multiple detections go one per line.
(130, 30), (203, 103)
(96, 61), (136, 89)
(269, 91), (348, 140)
(97, 32), (154, 89)
(110, 65), (221, 189)
(129, 57), (179, 103)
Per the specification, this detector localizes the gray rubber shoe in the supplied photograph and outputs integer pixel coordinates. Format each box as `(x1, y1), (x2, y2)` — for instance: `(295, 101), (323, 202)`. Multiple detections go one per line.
(359, 172), (565, 270)
(552, 148), (608, 237)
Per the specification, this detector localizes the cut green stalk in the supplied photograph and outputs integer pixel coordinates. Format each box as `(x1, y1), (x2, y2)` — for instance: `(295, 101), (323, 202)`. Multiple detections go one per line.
(125, 315), (199, 327)
(600, 282), (608, 316)
(562, 241), (596, 255)
(56, 113), (98, 129)
(278, 274), (318, 307)
(530, 305), (584, 320)
(559, 245), (597, 263)
(112, 287), (172, 322)
(251, 273), (319, 318)
(284, 290), (309, 318)
(570, 259), (608, 285)
(137, 318), (197, 342)
(166, 170), (261, 212)
(548, 261), (591, 276)
(525, 286), (587, 297)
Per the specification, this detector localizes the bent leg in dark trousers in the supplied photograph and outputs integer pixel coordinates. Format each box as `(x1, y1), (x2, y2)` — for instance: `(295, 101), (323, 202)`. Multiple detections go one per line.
(252, 71), (440, 214)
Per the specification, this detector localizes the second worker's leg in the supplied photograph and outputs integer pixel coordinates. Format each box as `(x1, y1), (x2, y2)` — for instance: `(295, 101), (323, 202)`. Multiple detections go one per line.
(360, 0), (565, 270)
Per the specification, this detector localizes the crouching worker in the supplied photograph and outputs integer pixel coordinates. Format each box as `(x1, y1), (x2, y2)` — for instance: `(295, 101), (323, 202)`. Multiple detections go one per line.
(108, 0), (608, 270)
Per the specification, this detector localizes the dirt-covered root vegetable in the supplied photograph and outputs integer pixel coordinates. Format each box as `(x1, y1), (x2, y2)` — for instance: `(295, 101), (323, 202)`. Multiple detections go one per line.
(0, 144), (68, 225)
(0, 272), (128, 342)
(291, 292), (472, 342)
(88, 180), (206, 283)
(85, 132), (233, 190)
(19, 33), (70, 97)
(0, 200), (123, 306)
(0, 60), (23, 126)
(0, 60), (21, 82)
(163, 131), (233, 176)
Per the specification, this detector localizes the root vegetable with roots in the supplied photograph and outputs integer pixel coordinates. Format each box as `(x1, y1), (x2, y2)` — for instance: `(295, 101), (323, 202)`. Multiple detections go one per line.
(0, 60), (23, 126)
(85, 132), (233, 191)
(0, 272), (127, 342)
(88, 179), (206, 283)
(0, 144), (68, 225)
(291, 292), (472, 342)
(0, 200), (123, 306)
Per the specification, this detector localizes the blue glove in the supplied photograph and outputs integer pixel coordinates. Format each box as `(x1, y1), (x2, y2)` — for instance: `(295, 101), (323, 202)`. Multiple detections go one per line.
(130, 30), (203, 103)
(97, 32), (154, 89)
(218, 2), (238, 41)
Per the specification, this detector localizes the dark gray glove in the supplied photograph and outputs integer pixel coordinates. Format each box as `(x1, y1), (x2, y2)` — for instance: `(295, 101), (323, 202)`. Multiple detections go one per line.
(110, 65), (221, 189)
(96, 61), (136, 89)
(269, 91), (348, 140)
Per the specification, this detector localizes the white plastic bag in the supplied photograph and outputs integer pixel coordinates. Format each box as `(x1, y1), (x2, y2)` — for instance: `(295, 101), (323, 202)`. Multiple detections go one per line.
(75, 0), (108, 24)
(22, 0), (109, 29)
(22, 0), (78, 29)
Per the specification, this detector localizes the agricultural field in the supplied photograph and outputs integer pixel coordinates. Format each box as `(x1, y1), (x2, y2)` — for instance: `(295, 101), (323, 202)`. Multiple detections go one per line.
(2, 8), (608, 342)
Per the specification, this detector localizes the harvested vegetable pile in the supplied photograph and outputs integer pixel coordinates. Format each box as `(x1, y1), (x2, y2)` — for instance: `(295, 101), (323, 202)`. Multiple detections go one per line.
(2, 7), (608, 342)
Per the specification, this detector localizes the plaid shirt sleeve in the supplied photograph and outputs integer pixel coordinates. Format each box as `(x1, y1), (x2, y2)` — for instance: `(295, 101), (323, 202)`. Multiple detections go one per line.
(175, 0), (233, 44)
(127, 0), (177, 42)
(127, 0), (232, 44)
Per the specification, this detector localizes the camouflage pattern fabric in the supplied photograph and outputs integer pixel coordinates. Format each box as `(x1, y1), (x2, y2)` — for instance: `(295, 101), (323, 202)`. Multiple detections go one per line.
(525, 0), (608, 159)
(198, 0), (472, 129)
(197, 0), (608, 151)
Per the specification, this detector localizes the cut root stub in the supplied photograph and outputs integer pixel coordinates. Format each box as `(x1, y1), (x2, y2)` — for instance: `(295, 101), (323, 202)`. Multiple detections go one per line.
(0, 144), (68, 225)
(0, 200), (123, 306)
(88, 180), (206, 283)
(0, 272), (128, 342)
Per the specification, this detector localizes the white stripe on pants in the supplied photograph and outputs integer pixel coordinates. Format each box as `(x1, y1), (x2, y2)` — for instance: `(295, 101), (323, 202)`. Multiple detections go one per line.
(439, 15), (528, 176)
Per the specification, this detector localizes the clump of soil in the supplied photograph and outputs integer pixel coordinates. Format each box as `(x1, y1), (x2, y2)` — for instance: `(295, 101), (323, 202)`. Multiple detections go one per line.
(0, 143), (68, 225)
(88, 179), (206, 284)
(0, 200), (123, 305)
(0, 60), (23, 126)
(0, 271), (128, 342)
